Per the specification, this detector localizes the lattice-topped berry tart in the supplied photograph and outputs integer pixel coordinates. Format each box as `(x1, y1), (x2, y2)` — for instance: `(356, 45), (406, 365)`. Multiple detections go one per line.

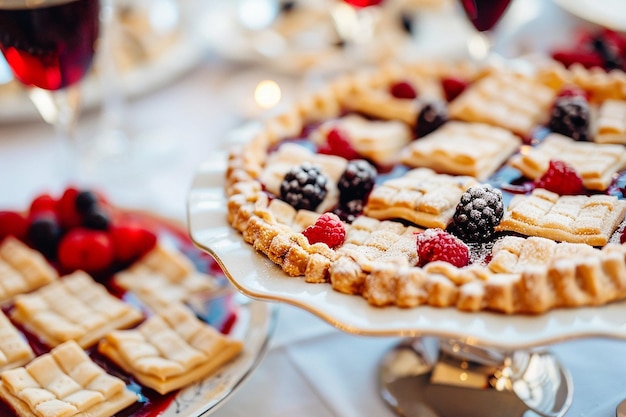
(225, 59), (626, 314)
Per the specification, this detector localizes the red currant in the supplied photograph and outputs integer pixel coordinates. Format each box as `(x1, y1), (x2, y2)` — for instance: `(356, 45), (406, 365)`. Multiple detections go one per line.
(58, 229), (115, 273)
(110, 222), (157, 263)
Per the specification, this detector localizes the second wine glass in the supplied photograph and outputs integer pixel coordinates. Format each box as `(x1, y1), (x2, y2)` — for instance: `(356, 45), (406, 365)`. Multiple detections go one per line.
(458, 0), (512, 60)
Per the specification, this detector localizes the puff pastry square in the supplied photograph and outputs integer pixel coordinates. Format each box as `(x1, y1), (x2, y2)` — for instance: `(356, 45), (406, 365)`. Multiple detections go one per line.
(11, 271), (143, 349)
(448, 69), (557, 136)
(364, 168), (478, 228)
(0, 310), (34, 372)
(509, 133), (626, 190)
(0, 237), (58, 305)
(114, 244), (219, 313)
(98, 303), (243, 395)
(0, 340), (137, 417)
(495, 188), (626, 246)
(401, 121), (521, 180)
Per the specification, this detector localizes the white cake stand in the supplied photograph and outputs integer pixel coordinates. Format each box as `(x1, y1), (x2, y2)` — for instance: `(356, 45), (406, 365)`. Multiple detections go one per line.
(187, 152), (626, 417)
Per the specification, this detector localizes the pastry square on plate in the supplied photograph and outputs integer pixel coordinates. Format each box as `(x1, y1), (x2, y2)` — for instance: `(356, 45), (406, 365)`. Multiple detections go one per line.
(401, 121), (521, 180)
(448, 69), (557, 136)
(495, 188), (626, 246)
(364, 168), (478, 228)
(98, 303), (243, 395)
(0, 340), (137, 417)
(595, 99), (626, 144)
(0, 237), (58, 305)
(11, 271), (143, 349)
(509, 133), (626, 190)
(0, 310), (34, 372)
(114, 243), (219, 313)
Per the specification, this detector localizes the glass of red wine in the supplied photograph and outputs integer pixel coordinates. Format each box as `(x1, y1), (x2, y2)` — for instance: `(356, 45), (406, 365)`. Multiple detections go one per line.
(458, 0), (512, 60)
(0, 0), (100, 178)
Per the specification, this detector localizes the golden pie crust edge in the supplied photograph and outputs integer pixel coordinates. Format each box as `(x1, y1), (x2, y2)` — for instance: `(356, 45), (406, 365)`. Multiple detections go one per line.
(223, 60), (626, 315)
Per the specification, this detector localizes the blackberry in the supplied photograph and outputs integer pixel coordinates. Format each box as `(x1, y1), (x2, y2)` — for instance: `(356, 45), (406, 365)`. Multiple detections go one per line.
(592, 36), (623, 70)
(333, 199), (365, 224)
(452, 184), (504, 242)
(415, 101), (448, 138)
(338, 159), (377, 204)
(280, 163), (328, 211)
(548, 96), (591, 141)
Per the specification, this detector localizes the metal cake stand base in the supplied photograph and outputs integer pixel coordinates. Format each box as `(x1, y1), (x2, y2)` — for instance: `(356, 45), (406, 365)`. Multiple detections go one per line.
(378, 338), (573, 417)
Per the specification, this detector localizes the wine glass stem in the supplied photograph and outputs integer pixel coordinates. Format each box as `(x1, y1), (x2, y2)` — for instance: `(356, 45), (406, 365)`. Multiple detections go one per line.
(28, 86), (82, 179)
(467, 30), (492, 61)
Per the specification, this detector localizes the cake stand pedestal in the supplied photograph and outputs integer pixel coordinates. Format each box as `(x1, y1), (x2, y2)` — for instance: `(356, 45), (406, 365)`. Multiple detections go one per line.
(378, 337), (572, 417)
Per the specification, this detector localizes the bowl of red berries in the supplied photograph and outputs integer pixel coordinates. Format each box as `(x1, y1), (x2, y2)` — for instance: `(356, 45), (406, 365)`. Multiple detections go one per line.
(0, 187), (158, 278)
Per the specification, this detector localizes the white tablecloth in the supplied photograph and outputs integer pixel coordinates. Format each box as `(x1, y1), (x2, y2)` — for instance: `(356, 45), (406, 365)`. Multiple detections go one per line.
(1, 2), (626, 416)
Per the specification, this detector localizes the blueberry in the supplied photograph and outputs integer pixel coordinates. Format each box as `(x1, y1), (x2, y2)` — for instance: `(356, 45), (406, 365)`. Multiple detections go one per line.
(27, 213), (61, 258)
(83, 209), (111, 231)
(75, 190), (99, 214)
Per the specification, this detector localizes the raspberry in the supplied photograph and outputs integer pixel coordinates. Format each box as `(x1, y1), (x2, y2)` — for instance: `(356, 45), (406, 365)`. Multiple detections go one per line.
(58, 228), (114, 273)
(0, 211), (28, 242)
(415, 101), (448, 138)
(416, 228), (469, 268)
(548, 96), (591, 141)
(441, 77), (468, 102)
(389, 81), (418, 99)
(302, 213), (346, 248)
(338, 159), (377, 204)
(318, 127), (360, 160)
(343, 0), (383, 7)
(551, 50), (604, 69)
(556, 85), (589, 100)
(110, 222), (157, 263)
(535, 160), (584, 195)
(280, 163), (328, 211)
(452, 184), (504, 242)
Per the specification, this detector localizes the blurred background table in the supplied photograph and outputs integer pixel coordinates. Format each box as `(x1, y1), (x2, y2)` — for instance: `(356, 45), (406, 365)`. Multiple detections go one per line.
(1, 0), (626, 416)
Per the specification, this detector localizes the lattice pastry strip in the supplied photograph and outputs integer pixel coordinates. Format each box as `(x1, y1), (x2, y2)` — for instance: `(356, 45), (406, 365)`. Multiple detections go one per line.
(595, 99), (626, 144)
(114, 243), (219, 313)
(364, 168), (478, 228)
(495, 188), (626, 246)
(0, 310), (34, 372)
(11, 271), (143, 349)
(509, 133), (626, 190)
(331, 217), (419, 294)
(0, 237), (58, 305)
(448, 69), (557, 136)
(98, 303), (243, 395)
(401, 122), (521, 180)
(0, 340), (137, 417)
